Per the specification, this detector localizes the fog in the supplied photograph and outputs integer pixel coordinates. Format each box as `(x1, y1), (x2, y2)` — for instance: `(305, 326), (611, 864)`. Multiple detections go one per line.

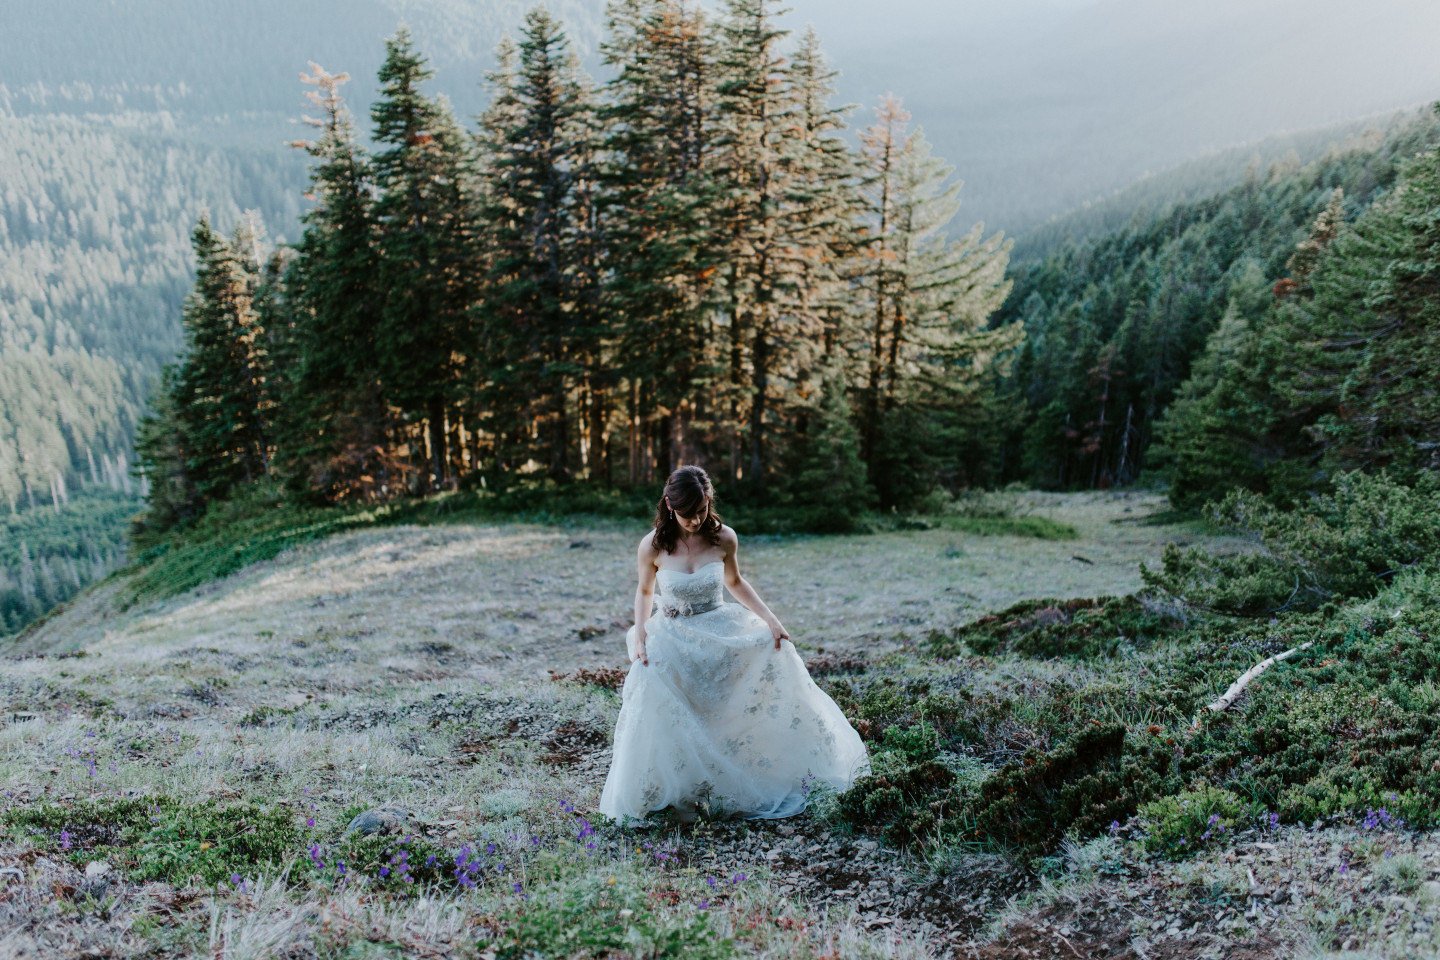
(775, 0), (1440, 232)
(4, 0), (1439, 235)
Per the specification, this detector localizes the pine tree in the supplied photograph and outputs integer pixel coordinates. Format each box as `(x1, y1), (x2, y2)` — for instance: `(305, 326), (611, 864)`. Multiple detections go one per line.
(711, 0), (796, 491)
(853, 98), (1018, 505)
(477, 9), (603, 483)
(773, 26), (861, 471)
(600, 0), (722, 482)
(281, 64), (402, 502)
(133, 363), (198, 537)
(371, 25), (479, 491)
(177, 214), (275, 502)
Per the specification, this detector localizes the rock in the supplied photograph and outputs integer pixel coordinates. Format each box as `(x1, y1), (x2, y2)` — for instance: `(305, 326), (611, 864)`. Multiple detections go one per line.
(342, 807), (417, 837)
(77, 878), (110, 902)
(84, 861), (111, 878)
(569, 540), (592, 549)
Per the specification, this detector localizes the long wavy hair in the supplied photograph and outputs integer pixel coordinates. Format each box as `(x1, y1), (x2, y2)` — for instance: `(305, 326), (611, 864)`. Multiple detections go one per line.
(650, 465), (724, 555)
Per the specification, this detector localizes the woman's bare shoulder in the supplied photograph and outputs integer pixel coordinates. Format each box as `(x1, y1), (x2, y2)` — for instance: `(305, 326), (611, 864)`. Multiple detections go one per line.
(636, 529), (661, 558)
(718, 524), (739, 547)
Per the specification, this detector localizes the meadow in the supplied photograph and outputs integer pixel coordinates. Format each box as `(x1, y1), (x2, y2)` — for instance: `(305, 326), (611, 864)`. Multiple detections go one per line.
(1, 490), (1436, 959)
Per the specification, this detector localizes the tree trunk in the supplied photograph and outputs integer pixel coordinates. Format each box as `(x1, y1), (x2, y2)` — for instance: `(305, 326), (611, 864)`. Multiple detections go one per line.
(748, 325), (769, 491)
(427, 396), (448, 489)
(590, 379), (610, 484)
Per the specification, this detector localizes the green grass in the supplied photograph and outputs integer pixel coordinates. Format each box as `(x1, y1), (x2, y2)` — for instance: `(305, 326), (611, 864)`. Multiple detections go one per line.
(934, 515), (1078, 540)
(114, 477), (1078, 606)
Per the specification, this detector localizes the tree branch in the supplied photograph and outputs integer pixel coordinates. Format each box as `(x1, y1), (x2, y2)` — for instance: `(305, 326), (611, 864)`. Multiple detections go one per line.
(1206, 641), (1314, 713)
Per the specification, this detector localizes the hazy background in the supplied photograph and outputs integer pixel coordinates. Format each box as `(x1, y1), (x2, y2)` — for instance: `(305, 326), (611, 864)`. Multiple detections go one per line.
(5, 0), (1440, 234)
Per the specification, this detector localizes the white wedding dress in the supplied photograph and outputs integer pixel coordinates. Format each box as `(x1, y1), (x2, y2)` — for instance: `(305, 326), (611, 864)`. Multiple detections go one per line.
(598, 560), (870, 823)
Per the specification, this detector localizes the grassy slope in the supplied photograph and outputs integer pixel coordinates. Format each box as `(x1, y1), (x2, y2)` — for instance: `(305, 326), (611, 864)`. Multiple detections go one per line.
(1, 491), (1435, 958)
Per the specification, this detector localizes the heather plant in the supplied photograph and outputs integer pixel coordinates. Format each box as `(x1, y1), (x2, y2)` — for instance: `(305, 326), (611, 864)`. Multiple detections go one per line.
(929, 594), (1189, 660)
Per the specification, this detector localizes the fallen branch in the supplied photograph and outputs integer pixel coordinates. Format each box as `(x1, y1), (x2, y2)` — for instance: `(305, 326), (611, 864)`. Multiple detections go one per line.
(1206, 641), (1313, 712)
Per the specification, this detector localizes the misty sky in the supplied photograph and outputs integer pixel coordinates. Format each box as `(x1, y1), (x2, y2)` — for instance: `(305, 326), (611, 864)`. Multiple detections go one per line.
(766, 0), (1440, 232)
(6, 0), (1440, 236)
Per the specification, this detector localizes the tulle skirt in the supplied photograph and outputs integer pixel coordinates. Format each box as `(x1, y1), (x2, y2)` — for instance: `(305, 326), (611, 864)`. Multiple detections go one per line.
(597, 601), (870, 823)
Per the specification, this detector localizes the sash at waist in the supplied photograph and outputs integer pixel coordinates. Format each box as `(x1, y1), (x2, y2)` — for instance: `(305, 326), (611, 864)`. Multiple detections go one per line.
(660, 596), (721, 618)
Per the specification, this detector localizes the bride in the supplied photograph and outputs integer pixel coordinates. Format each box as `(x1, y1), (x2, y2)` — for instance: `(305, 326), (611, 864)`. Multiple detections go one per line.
(598, 465), (870, 823)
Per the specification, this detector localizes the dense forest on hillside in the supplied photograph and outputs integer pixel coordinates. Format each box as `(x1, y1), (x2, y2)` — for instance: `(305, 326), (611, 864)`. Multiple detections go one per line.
(993, 109), (1440, 493)
(0, 110), (307, 628)
(1011, 108), (1431, 262)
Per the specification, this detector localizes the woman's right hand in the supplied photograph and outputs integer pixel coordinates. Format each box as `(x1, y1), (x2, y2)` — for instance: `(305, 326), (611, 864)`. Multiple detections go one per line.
(633, 635), (648, 666)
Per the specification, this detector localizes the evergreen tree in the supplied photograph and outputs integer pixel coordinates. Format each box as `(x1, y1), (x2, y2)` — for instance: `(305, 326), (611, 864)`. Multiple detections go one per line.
(773, 26), (861, 474)
(477, 9), (603, 482)
(600, 0), (721, 482)
(853, 98), (1018, 505)
(132, 363), (197, 536)
(178, 214), (275, 502)
(711, 0), (796, 491)
(371, 25), (479, 491)
(281, 64), (401, 502)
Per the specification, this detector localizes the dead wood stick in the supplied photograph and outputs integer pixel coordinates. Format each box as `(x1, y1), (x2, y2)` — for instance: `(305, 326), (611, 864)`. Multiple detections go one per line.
(1206, 641), (1313, 712)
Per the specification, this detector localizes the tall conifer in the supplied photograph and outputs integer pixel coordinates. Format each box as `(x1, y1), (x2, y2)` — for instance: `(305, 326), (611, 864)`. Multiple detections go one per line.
(371, 25), (479, 491)
(282, 65), (398, 501)
(601, 0), (721, 480)
(478, 10), (602, 482)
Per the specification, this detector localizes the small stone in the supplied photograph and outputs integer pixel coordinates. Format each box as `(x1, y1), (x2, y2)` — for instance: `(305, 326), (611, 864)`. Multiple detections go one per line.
(343, 807), (416, 837)
(84, 861), (110, 878)
(76, 878), (110, 902)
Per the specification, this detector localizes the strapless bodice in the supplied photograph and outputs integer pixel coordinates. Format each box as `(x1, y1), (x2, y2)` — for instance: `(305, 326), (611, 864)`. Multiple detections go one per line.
(655, 560), (724, 617)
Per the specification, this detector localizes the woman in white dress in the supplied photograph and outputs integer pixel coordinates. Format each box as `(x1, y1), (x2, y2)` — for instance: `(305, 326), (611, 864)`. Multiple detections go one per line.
(598, 465), (870, 823)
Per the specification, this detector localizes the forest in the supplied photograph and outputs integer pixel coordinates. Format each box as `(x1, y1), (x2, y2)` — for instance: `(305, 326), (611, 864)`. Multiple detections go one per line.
(994, 108), (1440, 495)
(0, 107), (309, 630)
(134, 0), (1020, 539)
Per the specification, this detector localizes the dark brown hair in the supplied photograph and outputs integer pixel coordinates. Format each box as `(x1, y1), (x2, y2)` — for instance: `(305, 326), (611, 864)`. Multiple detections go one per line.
(650, 465), (723, 555)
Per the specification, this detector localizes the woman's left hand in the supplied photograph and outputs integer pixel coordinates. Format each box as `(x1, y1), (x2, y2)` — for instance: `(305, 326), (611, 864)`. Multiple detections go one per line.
(768, 619), (789, 650)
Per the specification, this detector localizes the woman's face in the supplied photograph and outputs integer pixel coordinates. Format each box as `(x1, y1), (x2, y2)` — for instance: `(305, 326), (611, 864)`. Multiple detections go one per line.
(671, 497), (705, 535)
(668, 500), (702, 538)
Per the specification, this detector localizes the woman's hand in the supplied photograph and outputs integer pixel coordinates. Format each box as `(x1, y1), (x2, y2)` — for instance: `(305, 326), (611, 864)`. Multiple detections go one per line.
(632, 634), (649, 666)
(767, 619), (789, 650)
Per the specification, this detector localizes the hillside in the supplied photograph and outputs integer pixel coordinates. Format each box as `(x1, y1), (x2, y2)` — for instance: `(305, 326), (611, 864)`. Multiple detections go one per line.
(3, 491), (1438, 958)
(0, 110), (309, 628)
(992, 104), (1440, 492)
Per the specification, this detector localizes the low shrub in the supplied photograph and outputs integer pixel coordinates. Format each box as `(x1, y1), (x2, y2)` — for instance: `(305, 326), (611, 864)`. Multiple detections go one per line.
(1142, 470), (1440, 615)
(481, 854), (734, 960)
(928, 595), (1189, 660)
(1138, 784), (1250, 860)
(3, 796), (299, 885)
(963, 724), (1175, 861)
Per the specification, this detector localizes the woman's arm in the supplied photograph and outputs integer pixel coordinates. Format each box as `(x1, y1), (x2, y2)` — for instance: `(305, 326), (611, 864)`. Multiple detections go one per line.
(632, 535), (660, 665)
(719, 526), (788, 650)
